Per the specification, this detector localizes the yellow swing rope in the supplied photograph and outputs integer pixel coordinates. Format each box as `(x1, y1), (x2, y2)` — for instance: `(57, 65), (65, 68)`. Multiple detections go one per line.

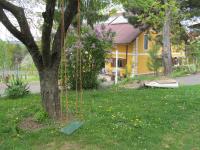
(75, 42), (79, 115)
(77, 0), (83, 119)
(60, 0), (65, 119)
(75, 0), (83, 118)
(60, 0), (70, 120)
(62, 2), (69, 119)
(60, 0), (83, 120)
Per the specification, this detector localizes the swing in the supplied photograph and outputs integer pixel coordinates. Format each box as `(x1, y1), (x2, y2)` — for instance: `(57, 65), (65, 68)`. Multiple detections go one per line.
(60, 0), (83, 135)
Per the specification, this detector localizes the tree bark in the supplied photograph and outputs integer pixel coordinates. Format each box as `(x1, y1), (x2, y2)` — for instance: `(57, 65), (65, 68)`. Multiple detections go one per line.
(39, 68), (61, 119)
(162, 0), (172, 75)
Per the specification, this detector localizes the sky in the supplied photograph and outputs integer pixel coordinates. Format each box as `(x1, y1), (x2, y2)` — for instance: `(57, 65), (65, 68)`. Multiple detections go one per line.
(0, 1), (199, 42)
(0, 0), (45, 41)
(0, 1), (126, 42)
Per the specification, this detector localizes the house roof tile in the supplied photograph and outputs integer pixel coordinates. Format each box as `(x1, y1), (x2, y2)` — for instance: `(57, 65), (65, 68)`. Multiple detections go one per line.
(96, 23), (141, 44)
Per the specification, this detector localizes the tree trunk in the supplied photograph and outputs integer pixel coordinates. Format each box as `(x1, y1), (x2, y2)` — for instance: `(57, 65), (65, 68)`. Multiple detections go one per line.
(39, 68), (61, 119)
(0, 0), (78, 120)
(162, 0), (172, 75)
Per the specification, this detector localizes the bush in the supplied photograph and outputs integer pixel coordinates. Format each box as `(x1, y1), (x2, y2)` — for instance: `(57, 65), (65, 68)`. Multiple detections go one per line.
(147, 45), (162, 76)
(33, 110), (48, 123)
(171, 64), (197, 77)
(64, 26), (114, 89)
(5, 79), (29, 98)
(187, 64), (197, 73)
(171, 66), (188, 77)
(187, 40), (200, 68)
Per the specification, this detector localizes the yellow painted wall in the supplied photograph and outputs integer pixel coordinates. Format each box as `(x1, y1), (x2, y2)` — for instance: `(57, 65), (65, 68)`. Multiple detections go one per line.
(105, 43), (134, 77)
(105, 30), (185, 76)
(136, 32), (155, 74)
(137, 55), (151, 74)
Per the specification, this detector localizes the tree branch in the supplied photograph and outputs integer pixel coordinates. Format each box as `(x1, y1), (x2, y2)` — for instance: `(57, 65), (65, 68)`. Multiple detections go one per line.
(0, 7), (24, 41)
(0, 0), (43, 70)
(41, 0), (56, 67)
(51, 0), (78, 68)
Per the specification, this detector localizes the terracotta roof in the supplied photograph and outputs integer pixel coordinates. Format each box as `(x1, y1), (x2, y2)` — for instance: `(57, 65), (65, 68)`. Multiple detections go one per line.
(96, 23), (141, 44)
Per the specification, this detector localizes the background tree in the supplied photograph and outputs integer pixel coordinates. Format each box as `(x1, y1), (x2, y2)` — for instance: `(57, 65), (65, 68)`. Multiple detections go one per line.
(187, 40), (200, 71)
(81, 0), (110, 29)
(54, 1), (111, 29)
(0, 40), (27, 71)
(0, 0), (78, 119)
(180, 0), (200, 17)
(122, 0), (183, 75)
(179, 0), (200, 58)
(0, 41), (11, 78)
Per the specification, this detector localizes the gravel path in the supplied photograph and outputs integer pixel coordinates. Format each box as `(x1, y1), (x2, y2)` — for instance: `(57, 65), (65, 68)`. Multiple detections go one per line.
(0, 82), (40, 96)
(0, 84), (6, 95)
(175, 73), (200, 86)
(27, 82), (40, 93)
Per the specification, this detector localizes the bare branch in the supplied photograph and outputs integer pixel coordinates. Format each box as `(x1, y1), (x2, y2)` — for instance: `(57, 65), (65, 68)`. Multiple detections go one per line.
(0, 0), (28, 34)
(0, 7), (24, 41)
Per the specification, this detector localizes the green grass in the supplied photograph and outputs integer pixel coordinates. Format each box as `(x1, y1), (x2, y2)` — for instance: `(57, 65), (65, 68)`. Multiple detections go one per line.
(0, 75), (39, 84)
(22, 75), (39, 82)
(1, 86), (200, 149)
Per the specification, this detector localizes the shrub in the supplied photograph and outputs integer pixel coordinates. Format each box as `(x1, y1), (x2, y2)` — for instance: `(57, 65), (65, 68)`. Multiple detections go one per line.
(171, 66), (188, 77)
(187, 40), (200, 68)
(33, 110), (48, 123)
(147, 45), (162, 76)
(171, 64), (198, 77)
(64, 26), (114, 89)
(5, 79), (29, 98)
(187, 64), (197, 73)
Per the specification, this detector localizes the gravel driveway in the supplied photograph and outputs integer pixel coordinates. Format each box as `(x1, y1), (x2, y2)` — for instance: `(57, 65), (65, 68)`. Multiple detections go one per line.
(176, 73), (200, 86)
(0, 84), (6, 95)
(0, 82), (40, 96)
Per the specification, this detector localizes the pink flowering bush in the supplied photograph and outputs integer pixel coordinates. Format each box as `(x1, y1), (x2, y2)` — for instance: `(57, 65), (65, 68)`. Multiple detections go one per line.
(65, 26), (114, 89)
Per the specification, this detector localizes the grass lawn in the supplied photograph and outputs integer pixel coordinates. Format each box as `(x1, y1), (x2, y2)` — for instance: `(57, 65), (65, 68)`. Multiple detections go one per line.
(1, 85), (200, 149)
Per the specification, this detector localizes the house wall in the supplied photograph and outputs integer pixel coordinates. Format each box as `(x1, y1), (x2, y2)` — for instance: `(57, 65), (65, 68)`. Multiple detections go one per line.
(137, 32), (153, 74)
(105, 31), (185, 77)
(105, 43), (134, 77)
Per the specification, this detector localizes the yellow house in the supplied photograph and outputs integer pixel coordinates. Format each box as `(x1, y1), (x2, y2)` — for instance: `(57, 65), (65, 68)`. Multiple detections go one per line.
(102, 23), (185, 77)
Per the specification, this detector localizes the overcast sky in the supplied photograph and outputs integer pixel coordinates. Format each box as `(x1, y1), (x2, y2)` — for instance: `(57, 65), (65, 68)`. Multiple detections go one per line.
(0, 0), (45, 41)
(0, 1), (199, 42)
(0, 1), (127, 42)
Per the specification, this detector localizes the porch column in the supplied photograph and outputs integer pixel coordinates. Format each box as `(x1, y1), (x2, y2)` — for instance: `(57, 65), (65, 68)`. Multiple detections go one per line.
(135, 37), (139, 75)
(115, 49), (118, 84)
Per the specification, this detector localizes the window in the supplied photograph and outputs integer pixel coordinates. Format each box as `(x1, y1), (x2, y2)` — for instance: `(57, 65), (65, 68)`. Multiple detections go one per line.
(144, 34), (149, 50)
(118, 59), (124, 67)
(111, 58), (126, 68)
